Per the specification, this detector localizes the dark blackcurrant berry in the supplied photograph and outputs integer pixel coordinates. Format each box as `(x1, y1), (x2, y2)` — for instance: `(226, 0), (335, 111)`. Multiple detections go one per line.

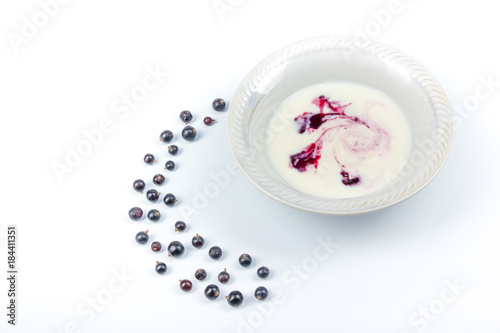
(204, 284), (220, 300)
(195, 268), (207, 281)
(128, 207), (143, 221)
(203, 116), (215, 126)
(181, 126), (197, 141)
(168, 145), (179, 155)
(179, 279), (193, 292)
(192, 234), (204, 248)
(254, 286), (268, 300)
(257, 266), (270, 279)
(226, 290), (243, 307)
(218, 268), (230, 284)
(209, 246), (222, 260)
(164, 160), (175, 171)
(152, 174), (165, 186)
(239, 254), (252, 267)
(151, 241), (162, 252)
(167, 241), (185, 257)
(147, 209), (161, 222)
(135, 230), (149, 244)
(160, 130), (173, 143)
(163, 193), (177, 206)
(212, 98), (226, 111)
(133, 179), (145, 193)
(155, 261), (167, 274)
(174, 221), (186, 232)
(144, 153), (156, 164)
(146, 189), (161, 202)
(179, 110), (193, 124)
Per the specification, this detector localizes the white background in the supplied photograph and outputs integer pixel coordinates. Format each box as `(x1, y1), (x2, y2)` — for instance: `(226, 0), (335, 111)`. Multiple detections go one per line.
(1, 1), (499, 332)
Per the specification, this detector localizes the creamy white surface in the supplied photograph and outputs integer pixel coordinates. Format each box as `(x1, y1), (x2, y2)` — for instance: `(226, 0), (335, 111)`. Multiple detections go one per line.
(266, 82), (412, 199)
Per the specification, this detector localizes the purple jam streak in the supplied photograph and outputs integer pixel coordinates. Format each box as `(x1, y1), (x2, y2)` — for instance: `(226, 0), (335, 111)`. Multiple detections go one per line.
(289, 95), (389, 187)
(295, 96), (352, 134)
(340, 170), (360, 186)
(290, 142), (322, 172)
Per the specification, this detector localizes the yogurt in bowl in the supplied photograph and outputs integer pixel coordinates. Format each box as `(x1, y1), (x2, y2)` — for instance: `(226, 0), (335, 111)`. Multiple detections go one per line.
(227, 36), (453, 215)
(267, 82), (412, 199)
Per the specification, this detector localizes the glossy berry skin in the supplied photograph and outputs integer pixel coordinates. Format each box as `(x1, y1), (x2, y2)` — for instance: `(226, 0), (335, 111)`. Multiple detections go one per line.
(153, 174), (165, 186)
(160, 130), (173, 143)
(204, 284), (220, 300)
(212, 98), (226, 111)
(179, 110), (193, 124)
(257, 266), (270, 279)
(167, 241), (185, 257)
(195, 268), (207, 281)
(147, 209), (161, 222)
(151, 241), (162, 252)
(203, 117), (215, 126)
(168, 145), (179, 156)
(133, 179), (145, 193)
(179, 279), (193, 292)
(163, 193), (177, 207)
(209, 246), (222, 260)
(135, 230), (149, 244)
(146, 189), (161, 202)
(144, 153), (156, 164)
(164, 160), (175, 171)
(192, 234), (204, 248)
(181, 126), (197, 141)
(174, 221), (186, 232)
(254, 286), (268, 300)
(155, 261), (167, 274)
(239, 254), (252, 267)
(128, 207), (143, 221)
(218, 268), (230, 284)
(226, 290), (243, 307)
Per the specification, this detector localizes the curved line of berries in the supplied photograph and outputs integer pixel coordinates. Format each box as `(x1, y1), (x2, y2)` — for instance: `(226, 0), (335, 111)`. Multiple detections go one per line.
(127, 98), (270, 307)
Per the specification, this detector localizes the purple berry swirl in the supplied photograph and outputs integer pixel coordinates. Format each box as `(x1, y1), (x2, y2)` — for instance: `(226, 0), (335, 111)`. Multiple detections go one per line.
(289, 95), (391, 186)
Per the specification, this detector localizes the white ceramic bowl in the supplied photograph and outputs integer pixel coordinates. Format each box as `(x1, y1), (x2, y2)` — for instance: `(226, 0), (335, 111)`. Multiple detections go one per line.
(227, 36), (453, 215)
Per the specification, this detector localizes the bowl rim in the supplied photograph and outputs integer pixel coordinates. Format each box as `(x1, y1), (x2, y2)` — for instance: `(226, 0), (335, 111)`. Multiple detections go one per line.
(226, 35), (454, 215)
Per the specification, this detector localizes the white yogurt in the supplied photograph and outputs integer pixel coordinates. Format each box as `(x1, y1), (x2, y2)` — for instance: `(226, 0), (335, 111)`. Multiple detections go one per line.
(266, 82), (412, 199)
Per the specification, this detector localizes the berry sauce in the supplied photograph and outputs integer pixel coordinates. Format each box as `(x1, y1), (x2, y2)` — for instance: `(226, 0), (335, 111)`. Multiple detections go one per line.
(340, 170), (360, 186)
(289, 95), (386, 186)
